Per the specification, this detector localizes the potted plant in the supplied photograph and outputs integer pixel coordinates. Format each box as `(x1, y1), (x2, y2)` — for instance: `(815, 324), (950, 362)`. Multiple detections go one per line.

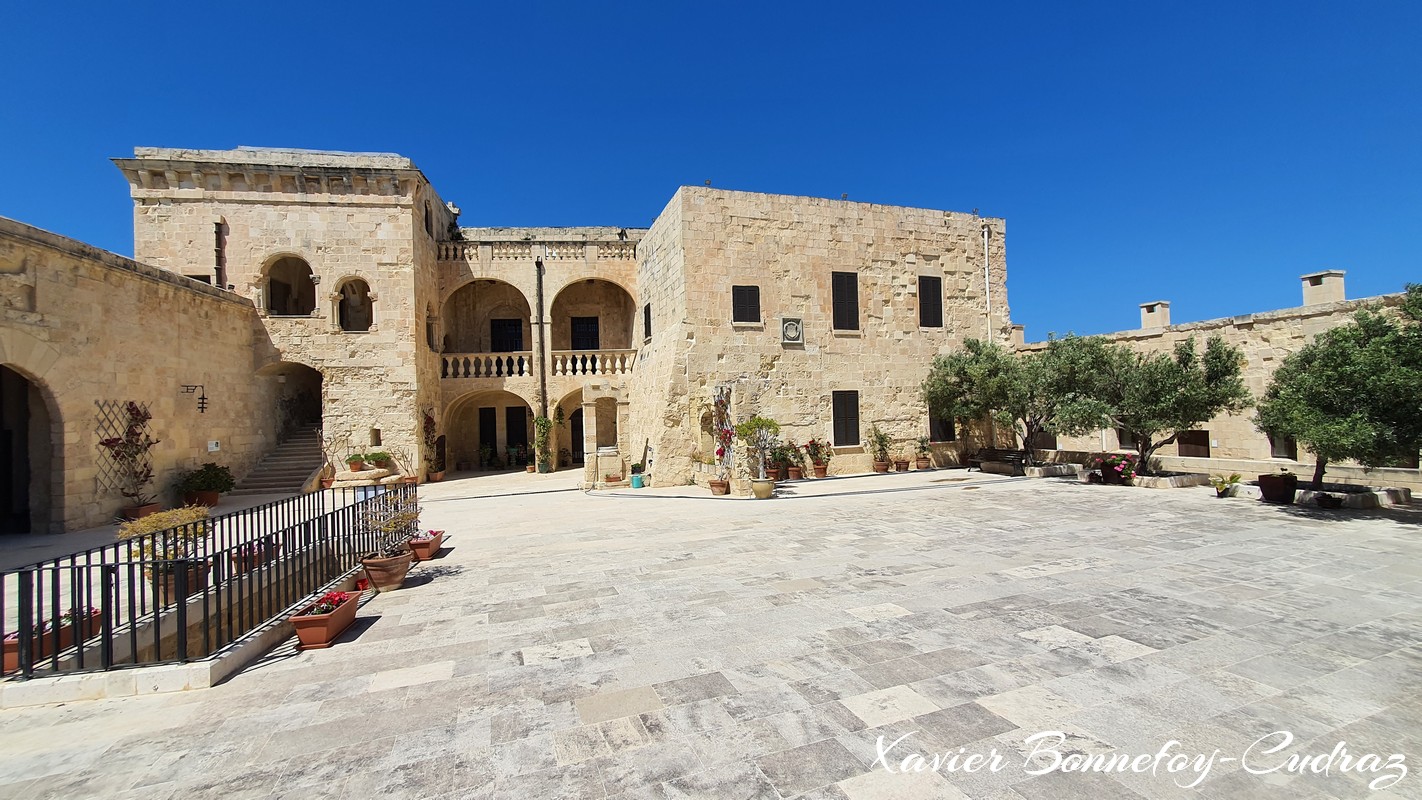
(709, 387), (735, 495)
(358, 491), (420, 590)
(1091, 453), (1137, 485)
(290, 591), (358, 650)
(479, 443), (495, 471)
(3, 606), (104, 675)
(735, 415), (781, 499)
(408, 529), (446, 561)
(893, 453), (910, 472)
(915, 437), (932, 470)
(175, 462), (236, 507)
(1257, 468), (1297, 504)
(230, 536), (281, 575)
(559, 448), (572, 468)
(630, 462), (645, 489)
(1209, 473), (1242, 498)
(346, 453), (368, 472)
(118, 505), (212, 605)
(99, 401), (162, 519)
(423, 411), (445, 482)
(783, 440), (804, 480)
(366, 451), (394, 470)
(869, 425), (892, 473)
(803, 438), (833, 478)
(534, 416), (554, 473)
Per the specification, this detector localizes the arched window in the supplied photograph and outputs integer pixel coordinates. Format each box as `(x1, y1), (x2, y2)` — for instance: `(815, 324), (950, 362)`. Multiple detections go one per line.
(337, 279), (374, 332)
(267, 256), (316, 316)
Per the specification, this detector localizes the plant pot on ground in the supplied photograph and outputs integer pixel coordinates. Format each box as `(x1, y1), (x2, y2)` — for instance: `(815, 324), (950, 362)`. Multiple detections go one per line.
(893, 457), (910, 472)
(3, 607), (103, 675)
(290, 591), (359, 651)
(868, 425), (893, 473)
(750, 478), (775, 499)
(121, 503), (162, 520)
(802, 439), (833, 478)
(1210, 473), (1242, 498)
(175, 462), (235, 508)
(708, 479), (730, 495)
(361, 547), (413, 592)
(427, 470), (445, 482)
(915, 437), (932, 470)
(408, 529), (445, 562)
(1258, 471), (1298, 504)
(786, 466), (803, 480)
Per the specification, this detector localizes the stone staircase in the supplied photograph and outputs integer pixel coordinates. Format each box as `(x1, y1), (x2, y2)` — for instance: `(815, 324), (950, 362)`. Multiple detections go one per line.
(230, 425), (323, 496)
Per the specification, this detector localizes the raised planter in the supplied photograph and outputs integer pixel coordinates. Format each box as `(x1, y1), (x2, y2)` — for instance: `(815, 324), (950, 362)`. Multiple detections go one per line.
(361, 551), (413, 592)
(408, 530), (445, 562)
(1296, 487), (1412, 509)
(290, 592), (359, 651)
(709, 479), (730, 495)
(1133, 473), (1211, 489)
(1257, 473), (1298, 504)
(1024, 463), (1079, 479)
(3, 609), (103, 674)
(750, 478), (776, 499)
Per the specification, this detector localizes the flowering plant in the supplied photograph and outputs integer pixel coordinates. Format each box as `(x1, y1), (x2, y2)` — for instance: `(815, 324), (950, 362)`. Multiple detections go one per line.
(410, 529), (443, 542)
(300, 591), (350, 616)
(802, 438), (833, 465)
(99, 401), (161, 506)
(1091, 453), (1138, 480)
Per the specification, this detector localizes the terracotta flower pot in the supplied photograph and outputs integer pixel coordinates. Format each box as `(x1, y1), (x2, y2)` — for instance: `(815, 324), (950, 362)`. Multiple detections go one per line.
(347, 460), (366, 472)
(750, 478), (776, 499)
(408, 530), (445, 562)
(182, 490), (220, 508)
(290, 593), (359, 651)
(427, 470), (445, 482)
(362, 551), (413, 592)
(156, 562), (210, 606)
(122, 503), (161, 521)
(3, 609), (103, 674)
(915, 457), (931, 470)
(893, 459), (910, 472)
(320, 477), (335, 489)
(709, 479), (730, 495)
(812, 463), (828, 478)
(525, 465), (536, 473)
(872, 461), (890, 473)
(1101, 468), (1125, 485)
(1257, 473), (1298, 504)
(605, 474), (622, 483)
(786, 466), (803, 480)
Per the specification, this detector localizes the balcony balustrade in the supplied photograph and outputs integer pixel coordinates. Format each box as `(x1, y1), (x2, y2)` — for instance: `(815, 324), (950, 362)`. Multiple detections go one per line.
(550, 349), (635, 376)
(441, 352), (532, 379)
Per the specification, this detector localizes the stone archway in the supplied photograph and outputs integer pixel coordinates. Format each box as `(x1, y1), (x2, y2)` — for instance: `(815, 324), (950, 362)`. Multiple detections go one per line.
(445, 389), (537, 472)
(257, 361), (323, 443)
(0, 364), (54, 534)
(334, 277), (374, 332)
(264, 255), (317, 316)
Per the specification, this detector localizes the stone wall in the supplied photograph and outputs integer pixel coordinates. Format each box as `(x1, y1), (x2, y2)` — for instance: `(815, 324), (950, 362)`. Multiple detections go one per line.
(0, 217), (277, 532)
(1020, 290), (1419, 490)
(630, 187), (1010, 490)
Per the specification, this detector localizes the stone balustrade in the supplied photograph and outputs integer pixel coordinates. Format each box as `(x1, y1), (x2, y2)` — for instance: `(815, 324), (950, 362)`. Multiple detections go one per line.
(435, 239), (638, 262)
(441, 352), (532, 379)
(550, 349), (635, 376)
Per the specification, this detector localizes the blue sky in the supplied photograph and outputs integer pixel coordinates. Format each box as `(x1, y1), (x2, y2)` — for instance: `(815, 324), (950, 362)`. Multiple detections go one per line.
(2, 2), (1417, 337)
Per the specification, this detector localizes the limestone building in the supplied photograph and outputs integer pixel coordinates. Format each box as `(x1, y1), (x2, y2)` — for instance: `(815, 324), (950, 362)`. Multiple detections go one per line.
(0, 145), (1414, 534)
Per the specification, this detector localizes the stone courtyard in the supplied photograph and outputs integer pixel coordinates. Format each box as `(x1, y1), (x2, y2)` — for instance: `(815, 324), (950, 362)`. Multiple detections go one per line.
(1, 473), (1419, 799)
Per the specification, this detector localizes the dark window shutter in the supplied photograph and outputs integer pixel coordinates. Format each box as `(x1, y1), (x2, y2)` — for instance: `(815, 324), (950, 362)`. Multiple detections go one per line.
(832, 391), (860, 446)
(929, 410), (955, 442)
(918, 275), (943, 328)
(832, 272), (858, 330)
(643, 304), (651, 340)
(731, 286), (760, 323)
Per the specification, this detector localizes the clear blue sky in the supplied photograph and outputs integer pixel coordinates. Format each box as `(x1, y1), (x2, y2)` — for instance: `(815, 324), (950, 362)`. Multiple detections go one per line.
(3, 2), (1417, 337)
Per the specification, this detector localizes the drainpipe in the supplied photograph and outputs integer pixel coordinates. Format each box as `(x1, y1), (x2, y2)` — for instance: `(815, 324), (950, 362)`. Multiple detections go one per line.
(982, 222), (992, 340)
(535, 257), (549, 418)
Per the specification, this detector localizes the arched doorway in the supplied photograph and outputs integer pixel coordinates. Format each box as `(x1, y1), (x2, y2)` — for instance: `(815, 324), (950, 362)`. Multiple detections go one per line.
(259, 362), (323, 442)
(445, 390), (536, 471)
(266, 256), (317, 316)
(556, 389), (585, 467)
(0, 365), (53, 534)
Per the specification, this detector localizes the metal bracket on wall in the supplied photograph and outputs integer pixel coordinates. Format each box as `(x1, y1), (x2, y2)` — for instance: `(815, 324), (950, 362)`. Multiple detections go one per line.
(180, 384), (208, 413)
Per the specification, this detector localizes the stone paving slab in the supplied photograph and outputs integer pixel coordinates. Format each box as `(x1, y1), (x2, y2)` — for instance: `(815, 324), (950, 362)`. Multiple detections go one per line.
(1, 475), (1420, 798)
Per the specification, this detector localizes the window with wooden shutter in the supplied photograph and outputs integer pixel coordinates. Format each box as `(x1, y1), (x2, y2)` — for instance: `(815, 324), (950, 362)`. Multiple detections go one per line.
(832, 391), (860, 446)
(731, 285), (761, 323)
(929, 409), (956, 442)
(832, 272), (858, 330)
(643, 303), (651, 340)
(1177, 430), (1210, 458)
(918, 275), (943, 328)
(1268, 434), (1297, 460)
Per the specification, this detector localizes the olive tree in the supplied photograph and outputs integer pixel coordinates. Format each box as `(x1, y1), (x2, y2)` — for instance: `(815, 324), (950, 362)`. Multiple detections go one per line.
(1083, 336), (1251, 475)
(922, 336), (1111, 465)
(1255, 285), (1422, 487)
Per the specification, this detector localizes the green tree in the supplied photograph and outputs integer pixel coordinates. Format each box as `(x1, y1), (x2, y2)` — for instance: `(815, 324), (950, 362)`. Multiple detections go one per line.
(1255, 285), (1422, 487)
(922, 336), (1111, 465)
(1090, 336), (1251, 475)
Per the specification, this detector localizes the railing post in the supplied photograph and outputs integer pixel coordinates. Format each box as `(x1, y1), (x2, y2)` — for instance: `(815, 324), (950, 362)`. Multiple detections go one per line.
(17, 570), (34, 679)
(174, 560), (190, 663)
(100, 566), (115, 670)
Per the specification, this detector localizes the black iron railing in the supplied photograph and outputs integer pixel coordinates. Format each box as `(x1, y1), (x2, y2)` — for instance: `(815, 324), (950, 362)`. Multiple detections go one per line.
(2, 483), (418, 679)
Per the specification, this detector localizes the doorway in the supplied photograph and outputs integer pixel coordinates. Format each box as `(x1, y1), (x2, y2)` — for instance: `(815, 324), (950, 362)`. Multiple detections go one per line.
(569, 409), (584, 464)
(0, 365), (50, 535)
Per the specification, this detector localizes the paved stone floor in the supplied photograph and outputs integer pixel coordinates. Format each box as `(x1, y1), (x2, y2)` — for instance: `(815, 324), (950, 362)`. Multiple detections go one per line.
(2, 472), (1420, 799)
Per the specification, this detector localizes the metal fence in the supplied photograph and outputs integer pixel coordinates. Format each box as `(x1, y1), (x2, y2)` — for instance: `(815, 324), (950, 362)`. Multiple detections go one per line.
(2, 483), (418, 679)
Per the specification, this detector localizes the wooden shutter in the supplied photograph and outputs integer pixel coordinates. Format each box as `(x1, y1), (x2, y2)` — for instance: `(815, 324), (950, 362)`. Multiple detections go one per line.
(918, 275), (943, 327)
(832, 391), (860, 446)
(832, 272), (858, 330)
(731, 286), (760, 322)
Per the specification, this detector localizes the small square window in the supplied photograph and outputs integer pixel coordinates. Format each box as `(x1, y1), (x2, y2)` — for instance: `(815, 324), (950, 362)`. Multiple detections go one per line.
(1269, 434), (1297, 460)
(732, 285), (761, 323)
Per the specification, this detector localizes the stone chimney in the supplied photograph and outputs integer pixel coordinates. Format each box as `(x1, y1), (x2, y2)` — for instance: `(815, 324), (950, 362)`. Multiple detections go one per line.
(1301, 270), (1345, 305)
(1139, 301), (1170, 329)
(1010, 324), (1025, 347)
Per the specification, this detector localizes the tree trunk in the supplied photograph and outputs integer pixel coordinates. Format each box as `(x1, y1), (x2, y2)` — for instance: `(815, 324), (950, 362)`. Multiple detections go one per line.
(1020, 420), (1038, 466)
(1312, 457), (1327, 490)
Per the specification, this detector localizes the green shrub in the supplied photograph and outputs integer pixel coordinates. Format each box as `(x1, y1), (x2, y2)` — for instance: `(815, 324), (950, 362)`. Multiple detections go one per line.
(175, 462), (236, 494)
